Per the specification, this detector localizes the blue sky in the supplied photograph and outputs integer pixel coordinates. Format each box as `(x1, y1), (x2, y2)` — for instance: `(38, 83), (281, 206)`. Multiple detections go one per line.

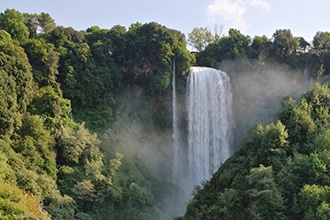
(1, 0), (329, 43)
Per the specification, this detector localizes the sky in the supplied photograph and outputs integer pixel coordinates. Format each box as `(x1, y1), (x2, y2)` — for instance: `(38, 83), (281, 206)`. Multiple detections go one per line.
(1, 0), (330, 43)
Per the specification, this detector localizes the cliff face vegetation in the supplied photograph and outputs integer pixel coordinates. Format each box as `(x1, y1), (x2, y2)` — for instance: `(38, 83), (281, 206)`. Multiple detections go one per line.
(0, 8), (194, 219)
(183, 84), (330, 219)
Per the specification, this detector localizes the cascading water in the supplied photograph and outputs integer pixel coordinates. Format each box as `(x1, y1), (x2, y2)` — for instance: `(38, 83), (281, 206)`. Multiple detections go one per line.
(172, 60), (180, 183)
(187, 67), (234, 184)
(186, 67), (234, 187)
(172, 65), (234, 197)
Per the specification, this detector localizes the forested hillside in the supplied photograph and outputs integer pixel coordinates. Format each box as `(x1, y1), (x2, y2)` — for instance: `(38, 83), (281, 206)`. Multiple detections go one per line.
(1, 7), (330, 220)
(182, 83), (330, 219)
(0, 8), (193, 220)
(182, 28), (330, 220)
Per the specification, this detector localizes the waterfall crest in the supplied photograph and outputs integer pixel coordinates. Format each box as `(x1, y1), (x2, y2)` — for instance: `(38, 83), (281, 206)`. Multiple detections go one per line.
(186, 66), (234, 187)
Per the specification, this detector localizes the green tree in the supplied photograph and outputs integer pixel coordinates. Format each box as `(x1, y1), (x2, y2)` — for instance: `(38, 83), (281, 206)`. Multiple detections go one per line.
(188, 27), (213, 52)
(249, 35), (271, 59)
(248, 165), (286, 220)
(23, 38), (60, 87)
(43, 194), (76, 220)
(313, 32), (330, 50)
(0, 69), (17, 135)
(0, 30), (34, 112)
(47, 25), (121, 130)
(38, 12), (56, 34)
(28, 86), (72, 128)
(272, 29), (298, 58)
(0, 180), (50, 219)
(56, 123), (100, 165)
(108, 25), (127, 64)
(277, 97), (316, 153)
(72, 180), (97, 211)
(0, 30), (34, 135)
(13, 115), (57, 179)
(297, 36), (310, 52)
(117, 22), (193, 87)
(299, 184), (330, 220)
(23, 12), (56, 38)
(0, 9), (29, 43)
(0, 139), (17, 184)
(23, 13), (39, 38)
(188, 25), (223, 52)
(196, 28), (250, 66)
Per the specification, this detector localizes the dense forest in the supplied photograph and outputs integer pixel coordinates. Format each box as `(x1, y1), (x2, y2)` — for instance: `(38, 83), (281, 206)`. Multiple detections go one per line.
(1, 7), (330, 220)
(182, 83), (330, 219)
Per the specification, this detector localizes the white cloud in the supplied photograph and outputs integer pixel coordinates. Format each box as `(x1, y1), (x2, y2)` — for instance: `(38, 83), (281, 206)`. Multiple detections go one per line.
(207, 0), (246, 29)
(250, 0), (270, 12)
(206, 0), (270, 31)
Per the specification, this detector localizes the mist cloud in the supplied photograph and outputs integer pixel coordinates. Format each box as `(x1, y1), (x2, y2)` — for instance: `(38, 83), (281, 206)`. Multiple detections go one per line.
(218, 60), (311, 150)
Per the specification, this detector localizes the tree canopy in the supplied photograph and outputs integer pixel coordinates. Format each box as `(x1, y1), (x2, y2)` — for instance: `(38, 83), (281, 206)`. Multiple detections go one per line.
(0, 8), (191, 219)
(183, 84), (330, 219)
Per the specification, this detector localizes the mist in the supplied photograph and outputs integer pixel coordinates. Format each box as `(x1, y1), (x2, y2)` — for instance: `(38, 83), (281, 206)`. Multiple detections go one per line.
(100, 87), (187, 219)
(220, 59), (313, 151)
(98, 60), (313, 219)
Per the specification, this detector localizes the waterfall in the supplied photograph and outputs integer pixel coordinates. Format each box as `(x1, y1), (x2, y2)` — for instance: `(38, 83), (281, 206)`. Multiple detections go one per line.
(172, 60), (180, 183)
(186, 66), (234, 187)
(172, 66), (234, 196)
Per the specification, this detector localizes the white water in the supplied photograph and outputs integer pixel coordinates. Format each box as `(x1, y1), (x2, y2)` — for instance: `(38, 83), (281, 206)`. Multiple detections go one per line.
(186, 66), (234, 188)
(172, 60), (180, 183)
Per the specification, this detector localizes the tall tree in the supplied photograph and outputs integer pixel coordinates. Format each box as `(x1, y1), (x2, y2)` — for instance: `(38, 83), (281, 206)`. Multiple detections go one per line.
(249, 35), (271, 59)
(313, 31), (330, 50)
(0, 30), (34, 135)
(23, 38), (60, 87)
(188, 25), (223, 52)
(188, 27), (213, 52)
(38, 12), (56, 34)
(248, 165), (286, 220)
(196, 28), (250, 66)
(272, 29), (298, 58)
(0, 9), (29, 43)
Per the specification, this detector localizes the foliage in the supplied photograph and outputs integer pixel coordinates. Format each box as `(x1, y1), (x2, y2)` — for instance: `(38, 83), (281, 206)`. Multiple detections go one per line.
(0, 180), (50, 220)
(112, 22), (194, 90)
(272, 29), (299, 58)
(28, 86), (72, 129)
(23, 38), (60, 87)
(188, 25), (223, 52)
(0, 7), (190, 219)
(23, 12), (56, 38)
(188, 27), (213, 52)
(249, 35), (272, 59)
(103, 156), (181, 220)
(4, 7), (330, 220)
(183, 83), (330, 219)
(0, 68), (17, 136)
(43, 194), (76, 220)
(0, 9), (29, 43)
(247, 165), (286, 220)
(14, 114), (57, 178)
(313, 31), (330, 50)
(196, 28), (251, 66)
(0, 30), (34, 135)
(193, 27), (314, 73)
